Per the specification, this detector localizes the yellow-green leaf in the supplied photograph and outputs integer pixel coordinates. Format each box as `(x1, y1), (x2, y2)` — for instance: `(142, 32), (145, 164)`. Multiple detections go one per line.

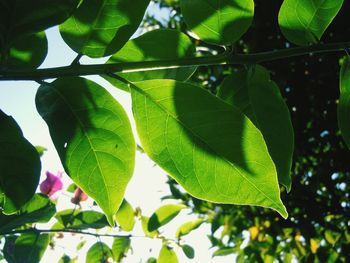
(278, 0), (344, 46)
(217, 66), (294, 191)
(103, 29), (197, 91)
(36, 77), (136, 225)
(180, 0), (254, 45)
(141, 216), (158, 238)
(114, 199), (135, 231)
(131, 79), (287, 218)
(158, 245), (178, 263)
(60, 0), (150, 57)
(112, 236), (131, 262)
(148, 204), (187, 232)
(86, 242), (113, 263)
(176, 219), (203, 238)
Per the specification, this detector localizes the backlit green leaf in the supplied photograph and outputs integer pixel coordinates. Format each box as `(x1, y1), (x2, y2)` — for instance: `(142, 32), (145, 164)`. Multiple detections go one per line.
(86, 242), (113, 263)
(114, 199), (135, 231)
(35, 146), (47, 157)
(103, 29), (197, 91)
(13, 233), (49, 263)
(6, 32), (47, 70)
(146, 257), (157, 263)
(212, 247), (235, 257)
(60, 0), (150, 57)
(112, 236), (131, 262)
(0, 194), (56, 233)
(55, 209), (109, 229)
(278, 0), (344, 46)
(148, 204), (187, 232)
(0, 0), (79, 40)
(141, 216), (158, 238)
(66, 183), (77, 193)
(131, 79), (287, 218)
(158, 245), (178, 263)
(218, 66), (294, 191)
(36, 77), (136, 225)
(180, 0), (254, 45)
(0, 110), (41, 214)
(176, 218), (203, 238)
(324, 229), (341, 245)
(338, 57), (350, 149)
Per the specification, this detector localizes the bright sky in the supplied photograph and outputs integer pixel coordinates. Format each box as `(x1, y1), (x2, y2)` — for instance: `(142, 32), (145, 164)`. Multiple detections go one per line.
(0, 3), (236, 262)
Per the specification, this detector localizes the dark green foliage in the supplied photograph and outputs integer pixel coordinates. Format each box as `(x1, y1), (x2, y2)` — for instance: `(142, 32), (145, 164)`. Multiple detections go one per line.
(54, 209), (109, 229)
(0, 194), (55, 233)
(0, 111), (41, 214)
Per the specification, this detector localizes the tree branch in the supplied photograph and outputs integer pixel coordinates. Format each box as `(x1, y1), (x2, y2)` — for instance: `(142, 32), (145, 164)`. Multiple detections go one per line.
(0, 228), (130, 238)
(0, 227), (178, 242)
(0, 41), (349, 81)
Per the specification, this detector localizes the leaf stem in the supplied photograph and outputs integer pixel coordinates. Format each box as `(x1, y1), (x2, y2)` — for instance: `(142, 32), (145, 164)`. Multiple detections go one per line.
(0, 41), (349, 81)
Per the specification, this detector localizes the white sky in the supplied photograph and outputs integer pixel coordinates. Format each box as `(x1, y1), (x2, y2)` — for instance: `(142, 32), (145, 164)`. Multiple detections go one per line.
(0, 3), (236, 262)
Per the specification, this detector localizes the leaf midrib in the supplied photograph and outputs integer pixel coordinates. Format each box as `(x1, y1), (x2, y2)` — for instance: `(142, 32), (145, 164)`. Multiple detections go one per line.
(48, 85), (111, 214)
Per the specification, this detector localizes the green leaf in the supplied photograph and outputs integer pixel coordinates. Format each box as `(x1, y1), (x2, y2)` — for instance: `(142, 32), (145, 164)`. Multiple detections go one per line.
(158, 245), (178, 263)
(0, 0), (79, 40)
(103, 29), (197, 91)
(0, 110), (41, 214)
(131, 79), (287, 218)
(0, 194), (56, 233)
(148, 204), (187, 232)
(284, 252), (293, 263)
(212, 247), (235, 257)
(278, 0), (344, 46)
(141, 216), (158, 238)
(338, 57), (350, 149)
(58, 254), (77, 263)
(13, 233), (50, 263)
(66, 183), (77, 193)
(182, 244), (195, 259)
(180, 0), (254, 45)
(176, 218), (203, 238)
(112, 236), (131, 262)
(77, 241), (86, 251)
(6, 32), (47, 70)
(55, 209), (109, 229)
(35, 77), (136, 225)
(114, 199), (135, 231)
(263, 252), (275, 263)
(217, 66), (294, 191)
(35, 146), (47, 157)
(146, 257), (157, 263)
(60, 0), (150, 57)
(86, 242), (113, 263)
(324, 230), (341, 245)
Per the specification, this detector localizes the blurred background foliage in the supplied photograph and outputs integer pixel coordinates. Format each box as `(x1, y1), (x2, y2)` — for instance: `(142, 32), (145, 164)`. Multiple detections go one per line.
(146, 0), (350, 262)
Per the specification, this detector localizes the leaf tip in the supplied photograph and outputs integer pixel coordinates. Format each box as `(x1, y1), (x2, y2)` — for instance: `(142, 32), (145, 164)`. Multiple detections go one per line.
(277, 205), (288, 219)
(106, 214), (116, 227)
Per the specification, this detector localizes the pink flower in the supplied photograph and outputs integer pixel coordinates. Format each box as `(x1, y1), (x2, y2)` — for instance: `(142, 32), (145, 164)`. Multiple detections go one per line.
(71, 187), (88, 204)
(40, 171), (63, 197)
